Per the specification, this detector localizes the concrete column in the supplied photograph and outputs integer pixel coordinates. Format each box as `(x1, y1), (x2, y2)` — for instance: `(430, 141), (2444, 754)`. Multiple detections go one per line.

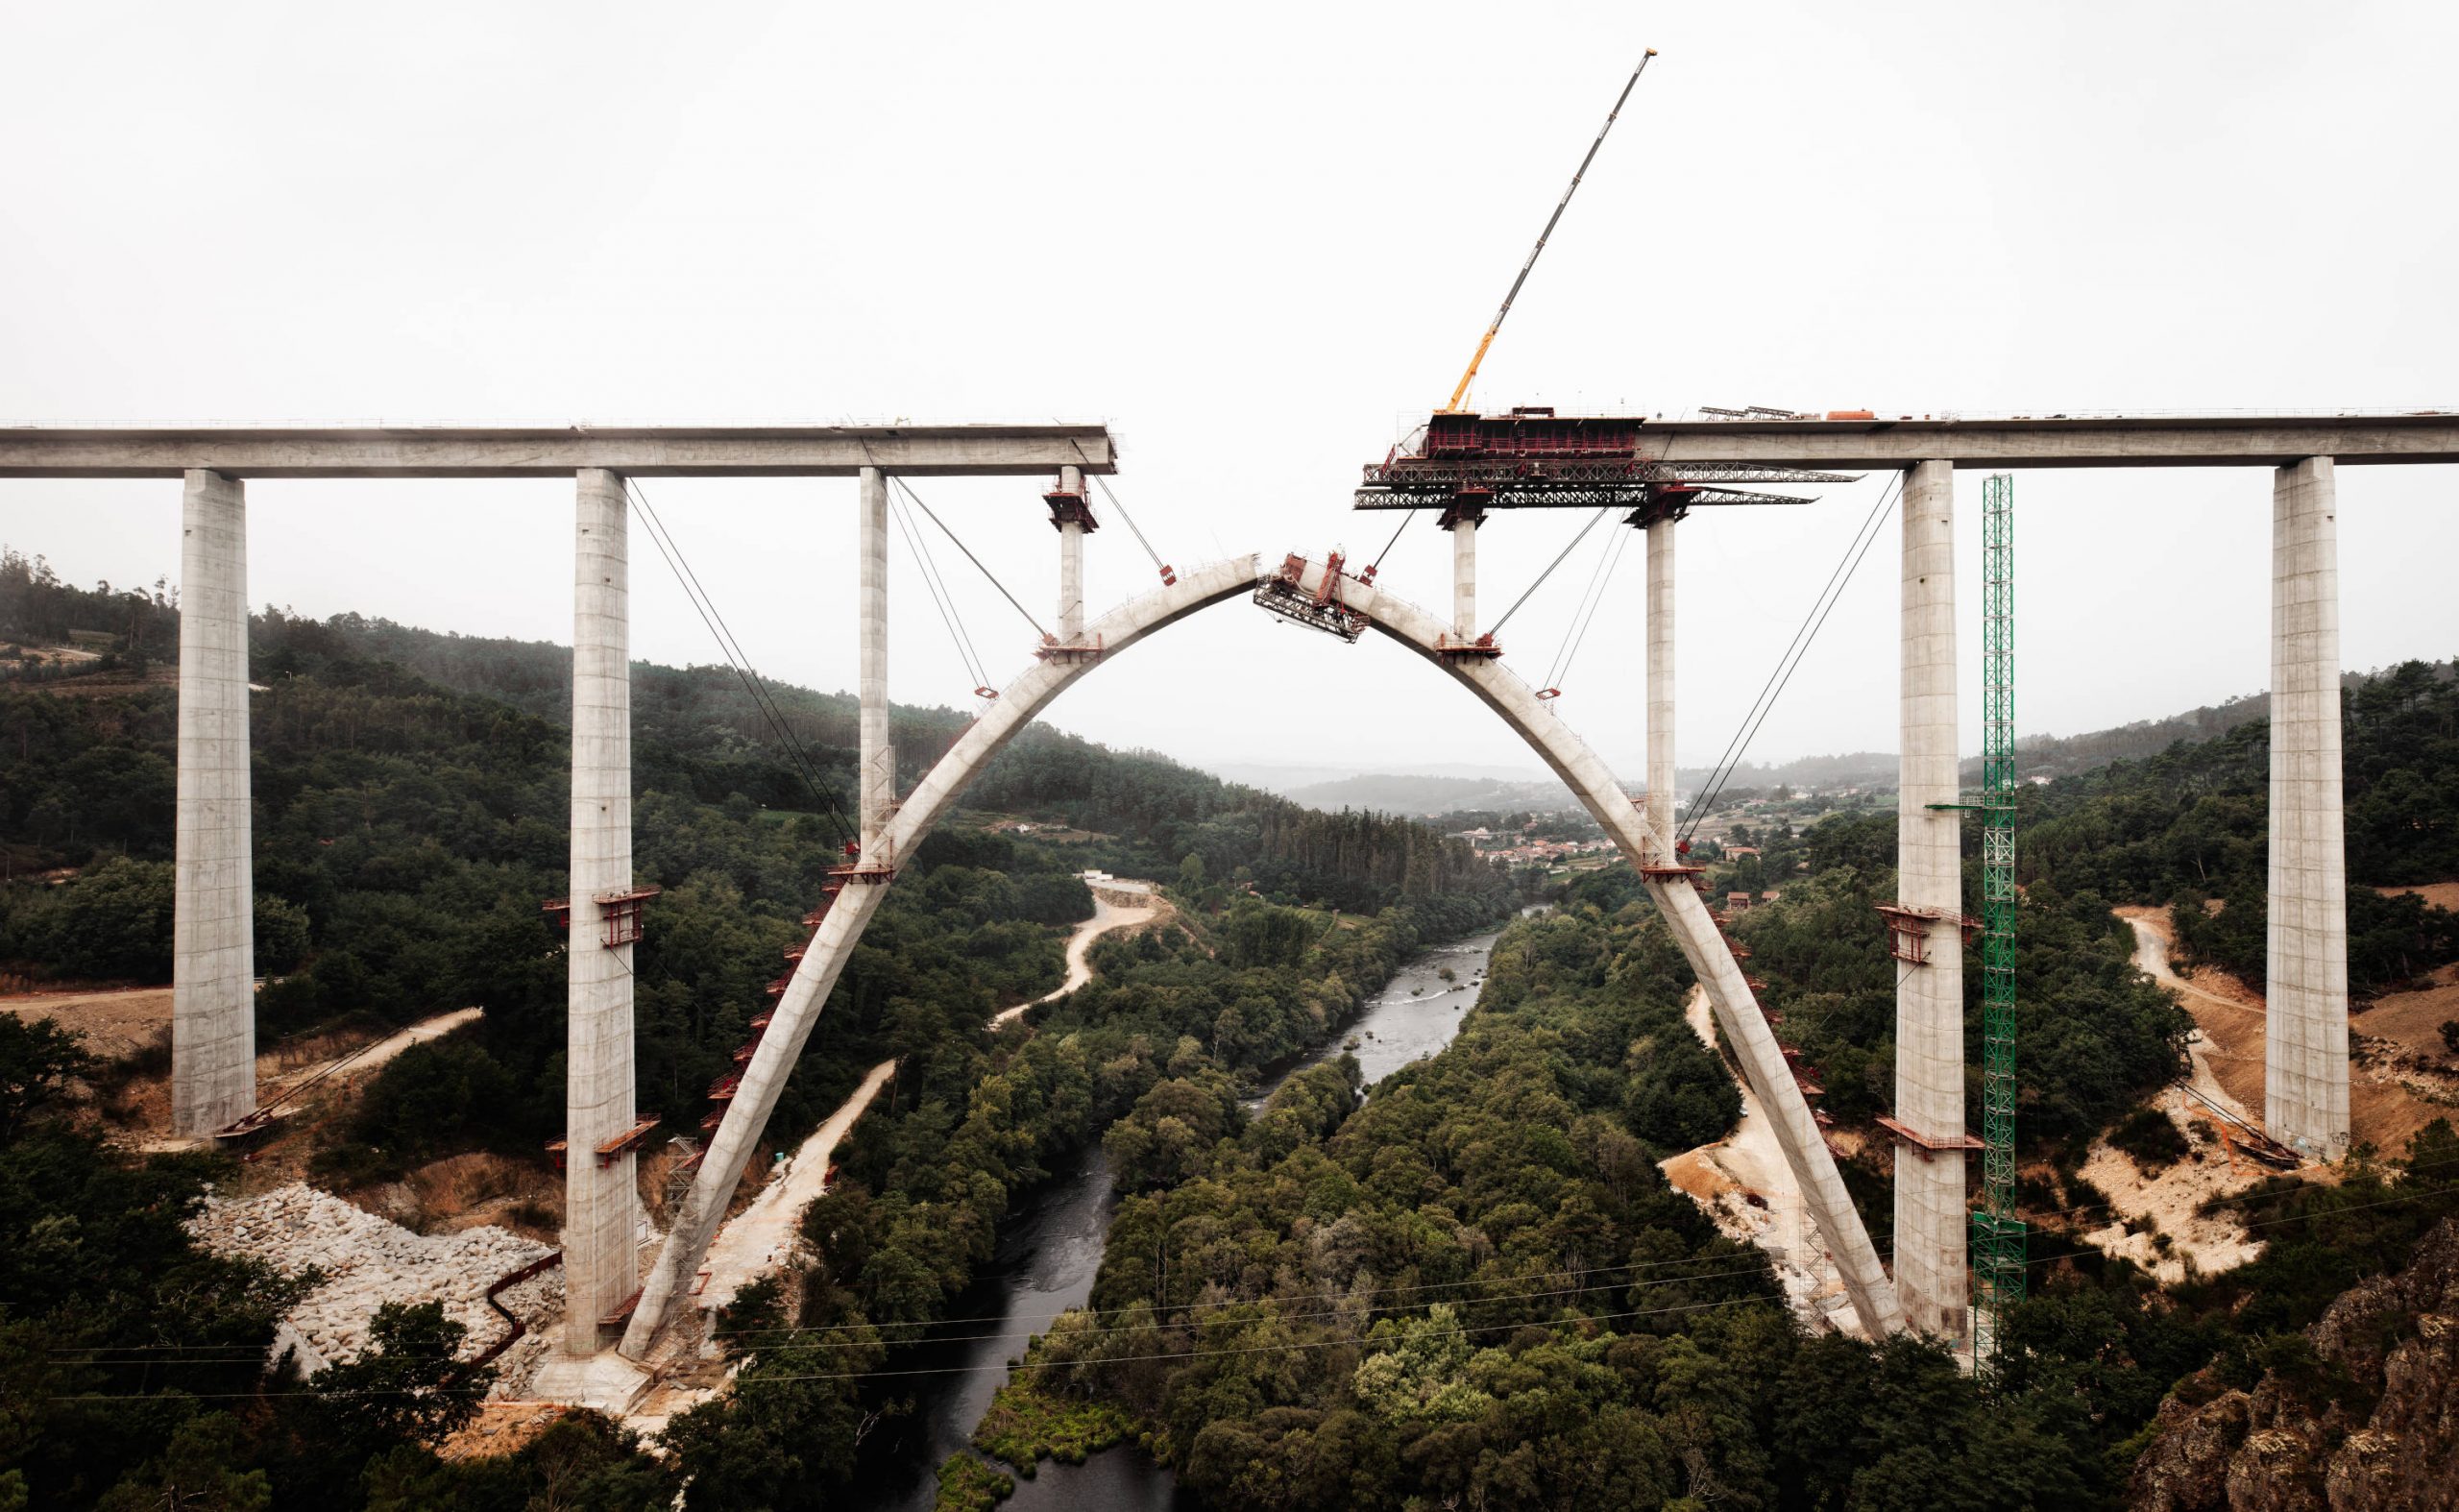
(1057, 465), (1086, 644)
(860, 467), (892, 853)
(1450, 516), (1478, 637)
(1893, 458), (1967, 1344)
(1646, 519), (1676, 850)
(173, 470), (256, 1135)
(2266, 456), (2350, 1160)
(565, 468), (637, 1352)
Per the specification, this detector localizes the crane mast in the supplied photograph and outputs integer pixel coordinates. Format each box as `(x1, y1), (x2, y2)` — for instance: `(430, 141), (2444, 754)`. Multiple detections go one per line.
(1441, 49), (1658, 415)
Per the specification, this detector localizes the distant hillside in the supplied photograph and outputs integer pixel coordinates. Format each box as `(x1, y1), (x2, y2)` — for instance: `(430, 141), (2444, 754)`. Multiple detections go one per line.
(1281, 771), (1579, 816)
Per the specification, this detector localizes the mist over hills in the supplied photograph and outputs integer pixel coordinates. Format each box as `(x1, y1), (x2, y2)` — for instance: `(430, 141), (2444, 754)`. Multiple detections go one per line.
(1227, 663), (2454, 816)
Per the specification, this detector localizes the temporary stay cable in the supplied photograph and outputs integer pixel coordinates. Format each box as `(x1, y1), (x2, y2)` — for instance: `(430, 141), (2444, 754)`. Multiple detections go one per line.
(1487, 505), (1613, 639)
(624, 480), (856, 846)
(1085, 473), (1171, 579)
(891, 477), (1051, 642)
(887, 490), (990, 693)
(1679, 474), (1903, 845)
(1539, 523), (1631, 693)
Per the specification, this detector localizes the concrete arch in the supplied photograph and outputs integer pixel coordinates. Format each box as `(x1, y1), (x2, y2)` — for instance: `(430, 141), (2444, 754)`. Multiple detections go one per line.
(624, 553), (1899, 1353)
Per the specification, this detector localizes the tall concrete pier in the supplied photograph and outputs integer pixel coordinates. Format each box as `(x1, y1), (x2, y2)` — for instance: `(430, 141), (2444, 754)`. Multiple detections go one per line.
(1449, 511), (1479, 636)
(173, 470), (256, 1135)
(564, 468), (639, 1350)
(1056, 464), (1087, 643)
(859, 467), (892, 850)
(1893, 458), (1968, 1342)
(1645, 517), (1675, 851)
(2266, 457), (2350, 1159)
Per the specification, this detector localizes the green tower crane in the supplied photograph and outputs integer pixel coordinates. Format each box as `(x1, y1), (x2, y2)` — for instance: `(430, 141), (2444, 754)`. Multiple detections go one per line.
(1971, 473), (2027, 1380)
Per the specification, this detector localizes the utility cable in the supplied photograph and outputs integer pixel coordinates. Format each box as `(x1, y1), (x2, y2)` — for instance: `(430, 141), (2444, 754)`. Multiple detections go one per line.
(892, 477), (1051, 642)
(1487, 505), (1613, 639)
(1680, 476), (1903, 845)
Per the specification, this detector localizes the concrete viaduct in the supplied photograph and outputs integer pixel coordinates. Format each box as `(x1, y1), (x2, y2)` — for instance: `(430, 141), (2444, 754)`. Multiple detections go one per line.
(4, 410), (2448, 1387)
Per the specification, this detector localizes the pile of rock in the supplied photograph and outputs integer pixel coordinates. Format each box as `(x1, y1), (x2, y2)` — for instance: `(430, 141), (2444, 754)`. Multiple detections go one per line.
(186, 1182), (552, 1376)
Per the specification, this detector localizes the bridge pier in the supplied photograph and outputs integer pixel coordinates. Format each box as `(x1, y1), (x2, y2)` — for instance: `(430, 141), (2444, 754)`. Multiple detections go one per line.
(1893, 458), (1969, 1344)
(1446, 504), (1480, 636)
(1645, 515), (1675, 852)
(2266, 456), (2350, 1160)
(860, 467), (893, 849)
(172, 469), (256, 1136)
(1055, 464), (1087, 644)
(563, 467), (641, 1353)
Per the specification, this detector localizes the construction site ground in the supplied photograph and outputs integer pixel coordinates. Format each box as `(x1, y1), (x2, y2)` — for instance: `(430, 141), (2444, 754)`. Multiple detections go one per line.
(1660, 987), (1863, 1337)
(2116, 905), (2457, 1159)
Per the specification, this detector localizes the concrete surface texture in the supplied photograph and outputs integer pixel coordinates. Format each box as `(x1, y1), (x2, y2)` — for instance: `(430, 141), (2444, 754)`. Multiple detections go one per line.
(1634, 413), (2459, 470)
(1892, 458), (1969, 1344)
(859, 467), (893, 852)
(1646, 518), (1674, 851)
(1057, 464), (1086, 643)
(2266, 456), (2351, 1159)
(1450, 514), (1477, 637)
(564, 468), (639, 1352)
(173, 469), (256, 1135)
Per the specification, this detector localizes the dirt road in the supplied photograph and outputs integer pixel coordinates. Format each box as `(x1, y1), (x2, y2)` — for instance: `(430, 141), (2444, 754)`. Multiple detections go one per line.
(695, 1057), (898, 1313)
(991, 885), (1161, 1027)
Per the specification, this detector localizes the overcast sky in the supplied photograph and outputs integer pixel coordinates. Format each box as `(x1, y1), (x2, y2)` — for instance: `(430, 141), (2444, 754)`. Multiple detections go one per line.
(4, 2), (2453, 781)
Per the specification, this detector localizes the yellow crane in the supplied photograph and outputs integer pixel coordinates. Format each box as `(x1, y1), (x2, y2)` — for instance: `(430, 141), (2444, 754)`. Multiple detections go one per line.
(1441, 48), (1658, 415)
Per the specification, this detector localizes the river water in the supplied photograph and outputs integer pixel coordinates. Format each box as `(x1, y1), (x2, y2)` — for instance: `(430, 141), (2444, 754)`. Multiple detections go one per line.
(861, 921), (1510, 1511)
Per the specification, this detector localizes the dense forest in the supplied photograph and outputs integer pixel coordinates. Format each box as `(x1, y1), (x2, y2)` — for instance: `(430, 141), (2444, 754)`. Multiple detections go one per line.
(0, 570), (1515, 1509)
(951, 898), (2459, 1508)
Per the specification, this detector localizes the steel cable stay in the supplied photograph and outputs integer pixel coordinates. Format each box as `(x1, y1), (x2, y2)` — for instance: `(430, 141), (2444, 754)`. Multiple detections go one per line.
(623, 480), (856, 846)
(886, 489), (992, 699)
(1679, 474), (1905, 847)
(1536, 520), (1631, 698)
(890, 476), (1051, 643)
(1486, 504), (1614, 639)
(1083, 472), (1177, 586)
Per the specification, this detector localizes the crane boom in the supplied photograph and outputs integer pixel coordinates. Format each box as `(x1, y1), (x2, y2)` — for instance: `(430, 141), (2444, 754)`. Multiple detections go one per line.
(1441, 48), (1658, 415)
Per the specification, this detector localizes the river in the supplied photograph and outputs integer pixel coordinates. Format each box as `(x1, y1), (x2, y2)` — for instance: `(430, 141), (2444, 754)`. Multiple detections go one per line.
(862, 919), (1512, 1511)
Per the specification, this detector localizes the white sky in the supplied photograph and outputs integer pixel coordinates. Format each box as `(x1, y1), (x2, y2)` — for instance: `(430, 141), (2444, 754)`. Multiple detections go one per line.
(4, 1), (2454, 779)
